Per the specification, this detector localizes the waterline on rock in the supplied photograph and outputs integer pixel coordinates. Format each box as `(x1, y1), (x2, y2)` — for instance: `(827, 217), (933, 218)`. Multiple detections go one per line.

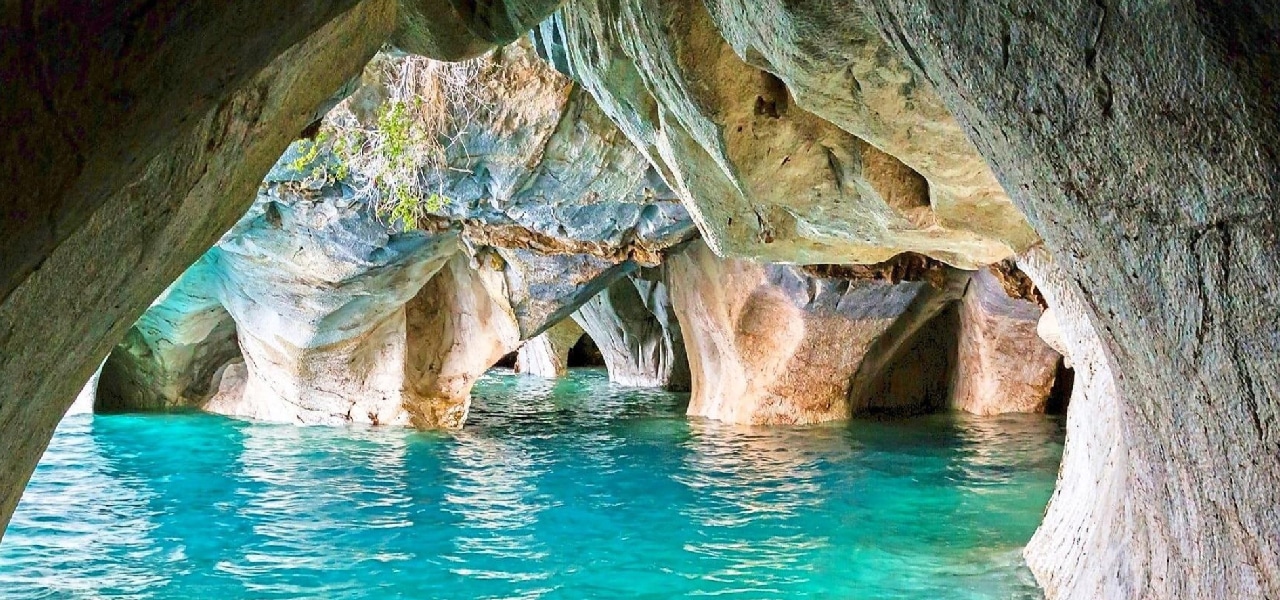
(2, 368), (1061, 599)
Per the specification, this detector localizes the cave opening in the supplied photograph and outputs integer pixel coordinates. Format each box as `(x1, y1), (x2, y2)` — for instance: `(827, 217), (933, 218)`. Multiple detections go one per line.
(566, 333), (606, 368)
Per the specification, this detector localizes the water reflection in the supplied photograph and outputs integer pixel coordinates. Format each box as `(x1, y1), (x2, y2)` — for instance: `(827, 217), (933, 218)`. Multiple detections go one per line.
(3, 370), (1062, 600)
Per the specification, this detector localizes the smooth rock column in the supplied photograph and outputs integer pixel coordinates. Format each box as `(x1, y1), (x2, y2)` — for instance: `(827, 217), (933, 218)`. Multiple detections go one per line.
(515, 319), (585, 378)
(207, 168), (457, 425)
(950, 264), (1061, 415)
(404, 254), (522, 428)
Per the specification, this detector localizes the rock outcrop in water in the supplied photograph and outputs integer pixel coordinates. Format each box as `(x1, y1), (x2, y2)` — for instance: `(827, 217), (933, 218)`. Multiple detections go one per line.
(571, 271), (690, 390)
(950, 264), (1060, 415)
(516, 319), (586, 379)
(666, 240), (966, 424)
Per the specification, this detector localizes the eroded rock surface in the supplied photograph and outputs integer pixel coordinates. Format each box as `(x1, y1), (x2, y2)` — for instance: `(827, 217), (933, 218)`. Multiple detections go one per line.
(545, 0), (1033, 267)
(853, 2), (1280, 596)
(950, 265), (1060, 415)
(0, 0), (396, 536)
(571, 273), (689, 389)
(405, 253), (522, 428)
(516, 318), (585, 378)
(96, 261), (240, 412)
(667, 240), (963, 424)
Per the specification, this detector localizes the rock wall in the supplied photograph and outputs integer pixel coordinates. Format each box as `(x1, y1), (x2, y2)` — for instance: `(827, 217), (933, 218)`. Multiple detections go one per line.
(854, 2), (1280, 596)
(96, 261), (240, 412)
(950, 265), (1060, 415)
(0, 0), (396, 537)
(1018, 248), (1131, 599)
(667, 240), (963, 425)
(571, 273), (690, 389)
(404, 253), (522, 428)
(516, 319), (585, 378)
(546, 0), (1035, 267)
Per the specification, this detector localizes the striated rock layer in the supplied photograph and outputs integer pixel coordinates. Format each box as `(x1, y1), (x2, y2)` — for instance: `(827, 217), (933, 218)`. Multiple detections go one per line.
(205, 160), (458, 425)
(571, 271), (690, 390)
(950, 265), (1060, 415)
(854, 1), (1280, 596)
(516, 319), (586, 379)
(544, 0), (1036, 267)
(667, 240), (965, 425)
(405, 253), (522, 428)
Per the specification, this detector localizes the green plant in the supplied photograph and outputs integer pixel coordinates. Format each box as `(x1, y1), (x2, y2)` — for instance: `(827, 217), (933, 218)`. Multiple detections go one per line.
(310, 50), (507, 231)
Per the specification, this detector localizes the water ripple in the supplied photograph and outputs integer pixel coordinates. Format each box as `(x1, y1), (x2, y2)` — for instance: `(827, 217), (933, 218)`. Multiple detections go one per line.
(2, 367), (1061, 599)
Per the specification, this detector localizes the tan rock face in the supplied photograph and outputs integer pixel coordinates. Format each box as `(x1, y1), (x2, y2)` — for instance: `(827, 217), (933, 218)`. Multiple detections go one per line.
(950, 265), (1061, 415)
(854, 2), (1280, 596)
(666, 240), (962, 424)
(548, 0), (1032, 268)
(701, 0), (1038, 255)
(0, 0), (395, 537)
(516, 319), (585, 379)
(405, 254), (522, 428)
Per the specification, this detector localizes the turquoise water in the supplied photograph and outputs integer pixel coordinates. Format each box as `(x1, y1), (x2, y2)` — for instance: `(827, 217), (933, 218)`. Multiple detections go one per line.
(2, 368), (1063, 599)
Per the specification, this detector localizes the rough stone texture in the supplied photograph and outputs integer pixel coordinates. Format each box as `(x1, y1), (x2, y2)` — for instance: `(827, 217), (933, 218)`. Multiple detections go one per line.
(497, 248), (638, 339)
(393, 0), (566, 60)
(95, 261), (240, 412)
(360, 40), (696, 264)
(516, 318), (585, 378)
(950, 267), (1060, 415)
(547, 0), (1029, 268)
(201, 153), (459, 425)
(854, 2), (1280, 596)
(1018, 248), (1130, 599)
(571, 273), (690, 389)
(0, 0), (395, 538)
(667, 239), (961, 424)
(701, 0), (1038, 256)
(405, 253), (522, 428)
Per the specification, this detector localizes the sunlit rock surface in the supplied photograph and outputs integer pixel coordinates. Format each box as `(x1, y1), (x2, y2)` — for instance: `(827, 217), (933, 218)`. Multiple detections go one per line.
(544, 0), (1033, 267)
(667, 240), (963, 425)
(404, 253), (522, 428)
(204, 155), (459, 425)
(950, 264), (1060, 415)
(516, 319), (585, 378)
(1018, 248), (1128, 599)
(346, 40), (696, 266)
